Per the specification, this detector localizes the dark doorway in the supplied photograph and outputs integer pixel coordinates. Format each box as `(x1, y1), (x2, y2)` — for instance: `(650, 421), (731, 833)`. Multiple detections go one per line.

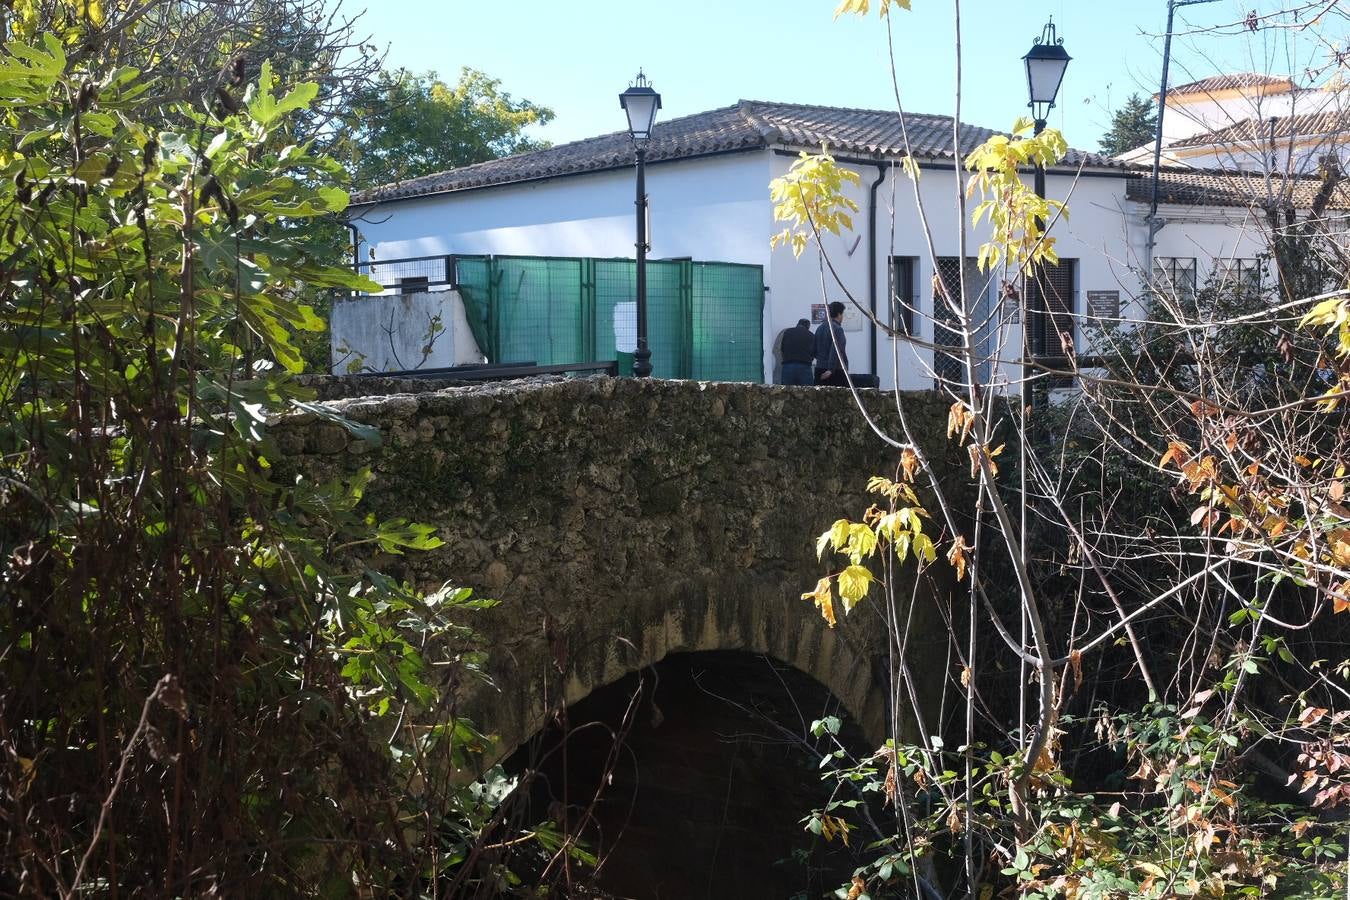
(503, 651), (872, 899)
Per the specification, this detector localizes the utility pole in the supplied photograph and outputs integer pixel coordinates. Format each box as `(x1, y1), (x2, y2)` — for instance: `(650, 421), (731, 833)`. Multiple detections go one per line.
(1145, 0), (1222, 281)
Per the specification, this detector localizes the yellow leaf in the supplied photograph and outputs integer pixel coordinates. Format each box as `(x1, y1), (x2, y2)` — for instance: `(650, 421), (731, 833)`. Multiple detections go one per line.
(833, 0), (911, 17)
(829, 518), (851, 553)
(802, 576), (837, 627)
(838, 564), (874, 609)
(846, 523), (878, 564)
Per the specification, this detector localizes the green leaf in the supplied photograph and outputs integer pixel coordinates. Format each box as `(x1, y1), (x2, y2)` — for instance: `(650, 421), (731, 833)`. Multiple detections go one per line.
(290, 400), (383, 446)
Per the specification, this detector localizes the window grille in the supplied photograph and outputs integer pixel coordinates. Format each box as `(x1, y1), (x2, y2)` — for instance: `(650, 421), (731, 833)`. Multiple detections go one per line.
(1034, 259), (1078, 358)
(1212, 258), (1261, 296)
(1152, 256), (1197, 300)
(933, 258), (993, 386)
(890, 256), (918, 336)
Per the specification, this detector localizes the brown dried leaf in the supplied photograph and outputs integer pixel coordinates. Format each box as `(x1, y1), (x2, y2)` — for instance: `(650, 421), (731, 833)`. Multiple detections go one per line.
(900, 447), (919, 482)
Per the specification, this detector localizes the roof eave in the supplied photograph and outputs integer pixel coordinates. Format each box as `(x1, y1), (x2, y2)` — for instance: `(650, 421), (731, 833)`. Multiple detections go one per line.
(348, 144), (769, 209)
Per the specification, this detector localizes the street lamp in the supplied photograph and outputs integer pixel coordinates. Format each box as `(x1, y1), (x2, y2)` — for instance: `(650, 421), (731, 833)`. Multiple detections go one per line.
(1023, 18), (1070, 136)
(620, 71), (661, 378)
(1022, 17), (1070, 367)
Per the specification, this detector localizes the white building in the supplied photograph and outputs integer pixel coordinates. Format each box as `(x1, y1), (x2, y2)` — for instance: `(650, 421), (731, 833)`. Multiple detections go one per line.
(346, 99), (1328, 391)
(1117, 73), (1349, 175)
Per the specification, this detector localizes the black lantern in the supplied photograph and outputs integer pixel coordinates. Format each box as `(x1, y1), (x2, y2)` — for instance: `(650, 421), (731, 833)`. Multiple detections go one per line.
(1023, 17), (1071, 130)
(620, 70), (662, 143)
(619, 72), (661, 378)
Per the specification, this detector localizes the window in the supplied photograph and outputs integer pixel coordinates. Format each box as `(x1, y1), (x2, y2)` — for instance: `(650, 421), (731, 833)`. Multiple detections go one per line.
(1152, 257), (1197, 300)
(397, 276), (430, 295)
(1212, 258), (1261, 296)
(1032, 258), (1078, 359)
(933, 257), (989, 385)
(890, 256), (918, 336)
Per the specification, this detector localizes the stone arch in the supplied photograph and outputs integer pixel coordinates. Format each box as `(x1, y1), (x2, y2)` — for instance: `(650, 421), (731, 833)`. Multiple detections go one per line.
(465, 584), (893, 768)
(500, 647), (877, 899)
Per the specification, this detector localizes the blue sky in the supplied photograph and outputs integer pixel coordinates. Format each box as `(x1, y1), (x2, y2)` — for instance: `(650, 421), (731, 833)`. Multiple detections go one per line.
(351, 1), (1326, 154)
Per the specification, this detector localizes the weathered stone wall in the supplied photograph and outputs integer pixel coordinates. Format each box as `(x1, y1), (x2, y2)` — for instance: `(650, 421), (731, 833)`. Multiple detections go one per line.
(272, 377), (963, 762)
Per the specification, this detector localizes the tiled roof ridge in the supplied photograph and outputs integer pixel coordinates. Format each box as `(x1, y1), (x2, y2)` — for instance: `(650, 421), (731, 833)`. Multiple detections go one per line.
(734, 100), (783, 144)
(740, 98), (953, 124)
(1168, 107), (1350, 148)
(1159, 72), (1294, 99)
(351, 99), (1119, 206)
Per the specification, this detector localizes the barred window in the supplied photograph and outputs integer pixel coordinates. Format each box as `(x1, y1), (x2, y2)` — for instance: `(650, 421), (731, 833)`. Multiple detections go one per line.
(1152, 257), (1197, 300)
(1213, 258), (1261, 295)
(889, 256), (918, 336)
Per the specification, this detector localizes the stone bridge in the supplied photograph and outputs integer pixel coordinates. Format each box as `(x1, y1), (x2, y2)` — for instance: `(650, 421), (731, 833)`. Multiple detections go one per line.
(276, 376), (960, 762)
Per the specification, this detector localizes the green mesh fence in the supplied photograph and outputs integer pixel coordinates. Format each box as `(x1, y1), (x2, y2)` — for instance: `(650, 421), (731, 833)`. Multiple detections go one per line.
(455, 254), (763, 381)
(692, 262), (764, 381)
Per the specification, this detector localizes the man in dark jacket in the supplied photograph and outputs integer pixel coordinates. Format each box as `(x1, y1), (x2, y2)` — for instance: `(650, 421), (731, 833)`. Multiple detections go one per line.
(813, 302), (849, 386)
(777, 318), (815, 385)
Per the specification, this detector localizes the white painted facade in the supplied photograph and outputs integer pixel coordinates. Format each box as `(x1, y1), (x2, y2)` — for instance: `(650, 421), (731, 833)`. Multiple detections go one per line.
(1117, 81), (1348, 176)
(351, 149), (1276, 391)
(352, 152), (773, 267)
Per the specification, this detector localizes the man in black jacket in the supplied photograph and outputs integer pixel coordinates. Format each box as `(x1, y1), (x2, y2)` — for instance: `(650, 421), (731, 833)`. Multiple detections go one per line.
(813, 302), (848, 387)
(777, 318), (815, 385)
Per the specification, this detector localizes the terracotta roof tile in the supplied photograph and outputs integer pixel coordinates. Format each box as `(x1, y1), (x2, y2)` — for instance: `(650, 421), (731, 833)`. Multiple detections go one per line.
(1124, 168), (1350, 209)
(1169, 109), (1350, 148)
(1160, 72), (1294, 99)
(351, 100), (1118, 205)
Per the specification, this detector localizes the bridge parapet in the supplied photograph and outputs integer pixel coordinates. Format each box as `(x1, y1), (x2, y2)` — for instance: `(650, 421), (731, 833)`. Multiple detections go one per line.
(273, 377), (963, 762)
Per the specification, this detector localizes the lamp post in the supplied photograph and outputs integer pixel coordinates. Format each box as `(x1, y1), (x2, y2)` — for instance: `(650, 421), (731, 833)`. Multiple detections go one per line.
(620, 71), (662, 378)
(1022, 17), (1070, 366)
(1016, 15), (1070, 756)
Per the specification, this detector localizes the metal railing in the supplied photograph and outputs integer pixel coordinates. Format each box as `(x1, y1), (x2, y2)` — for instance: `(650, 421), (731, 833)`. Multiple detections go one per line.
(356, 254), (458, 293)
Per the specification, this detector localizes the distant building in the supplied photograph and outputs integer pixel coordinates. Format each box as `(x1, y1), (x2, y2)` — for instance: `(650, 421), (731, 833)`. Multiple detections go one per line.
(1116, 72), (1349, 175)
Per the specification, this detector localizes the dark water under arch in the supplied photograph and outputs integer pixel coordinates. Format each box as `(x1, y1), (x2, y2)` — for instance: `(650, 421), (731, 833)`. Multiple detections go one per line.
(503, 650), (875, 899)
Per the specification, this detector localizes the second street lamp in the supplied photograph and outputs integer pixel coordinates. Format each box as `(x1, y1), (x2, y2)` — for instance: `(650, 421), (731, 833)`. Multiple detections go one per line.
(619, 71), (661, 378)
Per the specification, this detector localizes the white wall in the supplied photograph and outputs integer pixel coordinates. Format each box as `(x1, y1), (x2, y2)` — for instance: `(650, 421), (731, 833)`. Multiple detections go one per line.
(1162, 87), (1310, 145)
(352, 152), (773, 267)
(764, 156), (1155, 392)
(764, 155), (1278, 392)
(330, 289), (485, 373)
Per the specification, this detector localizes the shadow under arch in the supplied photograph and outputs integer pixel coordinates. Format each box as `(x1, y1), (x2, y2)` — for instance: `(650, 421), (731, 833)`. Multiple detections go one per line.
(501, 649), (880, 900)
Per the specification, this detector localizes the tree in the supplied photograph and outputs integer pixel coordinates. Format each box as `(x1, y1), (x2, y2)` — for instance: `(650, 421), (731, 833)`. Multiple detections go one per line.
(765, 3), (1350, 898)
(4, 0), (382, 143)
(0, 12), (532, 893)
(1099, 92), (1158, 155)
(340, 66), (555, 187)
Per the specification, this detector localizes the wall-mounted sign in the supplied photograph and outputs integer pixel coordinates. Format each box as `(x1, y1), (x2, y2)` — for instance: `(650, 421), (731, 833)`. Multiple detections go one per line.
(812, 302), (865, 332)
(1086, 290), (1120, 328)
(613, 301), (637, 352)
